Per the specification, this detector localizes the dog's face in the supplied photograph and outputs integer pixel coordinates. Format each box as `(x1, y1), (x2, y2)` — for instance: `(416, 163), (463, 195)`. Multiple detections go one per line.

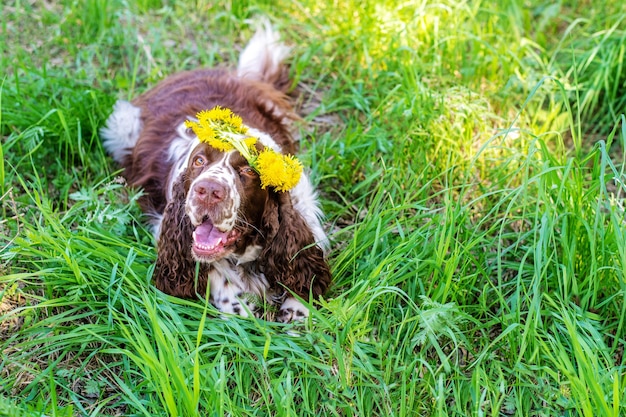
(184, 142), (268, 262)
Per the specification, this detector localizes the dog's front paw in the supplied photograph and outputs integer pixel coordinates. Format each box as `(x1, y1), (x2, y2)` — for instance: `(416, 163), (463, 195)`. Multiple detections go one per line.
(277, 297), (309, 323)
(210, 278), (258, 318)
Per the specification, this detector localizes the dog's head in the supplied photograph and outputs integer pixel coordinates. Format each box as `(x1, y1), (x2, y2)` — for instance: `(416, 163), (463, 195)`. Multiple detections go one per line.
(153, 130), (331, 300)
(184, 140), (268, 262)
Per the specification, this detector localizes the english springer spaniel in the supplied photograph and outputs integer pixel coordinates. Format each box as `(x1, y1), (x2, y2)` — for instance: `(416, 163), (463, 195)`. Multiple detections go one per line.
(100, 23), (331, 322)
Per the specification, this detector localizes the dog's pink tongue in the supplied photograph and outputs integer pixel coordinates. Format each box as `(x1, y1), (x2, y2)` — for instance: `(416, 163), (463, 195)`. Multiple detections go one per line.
(194, 221), (229, 247)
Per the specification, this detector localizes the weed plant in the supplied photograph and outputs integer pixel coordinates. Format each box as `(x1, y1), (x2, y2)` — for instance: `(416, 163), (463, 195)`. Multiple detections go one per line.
(1, 0), (626, 416)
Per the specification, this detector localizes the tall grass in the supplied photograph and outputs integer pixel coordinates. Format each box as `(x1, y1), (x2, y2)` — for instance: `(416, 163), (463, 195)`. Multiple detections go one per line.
(1, 0), (626, 416)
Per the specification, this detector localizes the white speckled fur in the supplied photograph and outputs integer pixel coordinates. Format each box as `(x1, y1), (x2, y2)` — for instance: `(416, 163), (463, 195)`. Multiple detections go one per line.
(277, 297), (309, 323)
(208, 263), (268, 317)
(186, 152), (241, 231)
(290, 175), (328, 252)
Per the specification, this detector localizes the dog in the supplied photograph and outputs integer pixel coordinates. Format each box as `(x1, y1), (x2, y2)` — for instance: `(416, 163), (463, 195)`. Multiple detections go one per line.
(100, 22), (331, 322)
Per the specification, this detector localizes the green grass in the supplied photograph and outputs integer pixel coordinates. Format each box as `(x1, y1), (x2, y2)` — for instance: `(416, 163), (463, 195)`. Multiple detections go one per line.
(2, 0), (626, 415)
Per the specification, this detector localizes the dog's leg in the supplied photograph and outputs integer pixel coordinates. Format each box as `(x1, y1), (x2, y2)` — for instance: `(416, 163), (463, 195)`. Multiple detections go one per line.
(208, 267), (259, 318)
(277, 297), (309, 323)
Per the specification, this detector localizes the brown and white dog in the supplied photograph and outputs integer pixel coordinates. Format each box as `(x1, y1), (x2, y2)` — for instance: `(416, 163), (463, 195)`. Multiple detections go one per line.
(100, 22), (331, 322)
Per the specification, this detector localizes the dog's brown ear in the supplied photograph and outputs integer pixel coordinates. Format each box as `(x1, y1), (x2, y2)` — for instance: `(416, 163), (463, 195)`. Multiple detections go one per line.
(260, 191), (331, 299)
(153, 173), (206, 298)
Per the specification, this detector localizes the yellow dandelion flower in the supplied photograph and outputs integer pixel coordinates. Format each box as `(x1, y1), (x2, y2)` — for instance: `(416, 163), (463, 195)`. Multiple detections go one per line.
(208, 136), (236, 152)
(198, 106), (248, 135)
(243, 136), (257, 150)
(256, 150), (285, 189)
(184, 119), (200, 135)
(185, 120), (217, 144)
(195, 109), (215, 125)
(280, 154), (303, 191)
(256, 149), (302, 192)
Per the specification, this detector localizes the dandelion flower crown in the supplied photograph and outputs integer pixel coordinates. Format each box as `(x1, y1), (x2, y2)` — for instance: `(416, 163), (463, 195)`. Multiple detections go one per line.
(185, 106), (303, 192)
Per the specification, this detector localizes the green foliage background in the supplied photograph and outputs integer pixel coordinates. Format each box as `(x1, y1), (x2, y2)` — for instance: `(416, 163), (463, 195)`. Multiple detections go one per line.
(1, 0), (626, 415)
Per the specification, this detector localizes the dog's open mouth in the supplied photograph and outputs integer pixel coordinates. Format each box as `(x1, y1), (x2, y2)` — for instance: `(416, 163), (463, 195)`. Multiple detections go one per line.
(192, 219), (240, 259)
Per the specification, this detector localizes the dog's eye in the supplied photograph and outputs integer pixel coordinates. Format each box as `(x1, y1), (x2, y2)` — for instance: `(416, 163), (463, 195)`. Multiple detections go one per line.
(193, 156), (206, 167)
(239, 166), (255, 177)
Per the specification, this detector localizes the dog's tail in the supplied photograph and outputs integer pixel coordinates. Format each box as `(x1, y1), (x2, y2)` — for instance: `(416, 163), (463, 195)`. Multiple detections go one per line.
(100, 99), (142, 164)
(238, 19), (291, 91)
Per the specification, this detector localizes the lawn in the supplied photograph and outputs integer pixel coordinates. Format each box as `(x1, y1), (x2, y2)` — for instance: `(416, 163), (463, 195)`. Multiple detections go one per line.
(1, 0), (626, 415)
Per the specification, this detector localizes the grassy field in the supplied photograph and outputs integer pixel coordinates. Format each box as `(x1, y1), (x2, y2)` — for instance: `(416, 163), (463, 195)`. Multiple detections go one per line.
(1, 0), (626, 415)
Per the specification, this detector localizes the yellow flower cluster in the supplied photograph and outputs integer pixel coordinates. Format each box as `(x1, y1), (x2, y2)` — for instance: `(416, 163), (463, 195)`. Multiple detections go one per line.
(256, 149), (303, 192)
(185, 107), (302, 192)
(185, 106), (250, 154)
